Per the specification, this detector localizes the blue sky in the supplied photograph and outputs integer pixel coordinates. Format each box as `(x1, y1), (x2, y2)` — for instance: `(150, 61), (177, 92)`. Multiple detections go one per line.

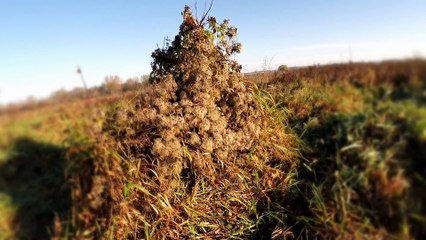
(0, 0), (425, 104)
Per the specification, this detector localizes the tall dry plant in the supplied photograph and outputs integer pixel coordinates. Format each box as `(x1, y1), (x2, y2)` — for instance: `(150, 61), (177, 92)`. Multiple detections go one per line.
(65, 6), (297, 239)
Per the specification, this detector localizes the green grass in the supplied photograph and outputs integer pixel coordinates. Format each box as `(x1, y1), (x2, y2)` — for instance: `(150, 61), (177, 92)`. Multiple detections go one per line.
(0, 194), (16, 240)
(0, 61), (425, 239)
(0, 105), (96, 239)
(263, 74), (426, 238)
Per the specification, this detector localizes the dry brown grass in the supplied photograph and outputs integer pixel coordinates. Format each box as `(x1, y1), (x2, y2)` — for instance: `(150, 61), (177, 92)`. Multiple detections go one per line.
(62, 7), (298, 239)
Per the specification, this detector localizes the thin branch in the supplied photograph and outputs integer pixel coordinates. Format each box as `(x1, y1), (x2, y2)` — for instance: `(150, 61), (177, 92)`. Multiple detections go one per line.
(199, 0), (214, 24)
(194, 1), (198, 20)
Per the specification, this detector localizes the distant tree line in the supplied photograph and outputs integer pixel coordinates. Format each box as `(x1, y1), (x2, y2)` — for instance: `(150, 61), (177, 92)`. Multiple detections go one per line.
(0, 75), (149, 115)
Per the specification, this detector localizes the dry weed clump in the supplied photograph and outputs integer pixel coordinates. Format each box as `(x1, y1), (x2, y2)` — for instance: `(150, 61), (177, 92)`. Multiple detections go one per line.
(68, 6), (297, 239)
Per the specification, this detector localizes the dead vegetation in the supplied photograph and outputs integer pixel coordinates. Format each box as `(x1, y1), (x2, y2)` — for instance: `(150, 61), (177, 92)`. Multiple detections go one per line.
(63, 6), (297, 239)
(0, 6), (425, 240)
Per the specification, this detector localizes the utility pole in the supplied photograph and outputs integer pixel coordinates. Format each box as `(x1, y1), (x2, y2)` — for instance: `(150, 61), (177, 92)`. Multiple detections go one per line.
(76, 65), (88, 90)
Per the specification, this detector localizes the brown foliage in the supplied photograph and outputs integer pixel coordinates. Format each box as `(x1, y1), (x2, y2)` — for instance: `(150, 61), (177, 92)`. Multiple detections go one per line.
(66, 6), (296, 239)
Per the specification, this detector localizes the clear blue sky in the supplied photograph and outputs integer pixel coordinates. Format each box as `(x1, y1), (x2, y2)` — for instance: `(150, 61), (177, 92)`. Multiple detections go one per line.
(1, 0), (425, 104)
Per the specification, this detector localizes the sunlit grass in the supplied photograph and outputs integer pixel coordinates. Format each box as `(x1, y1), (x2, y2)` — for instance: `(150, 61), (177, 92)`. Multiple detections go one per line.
(0, 60), (425, 239)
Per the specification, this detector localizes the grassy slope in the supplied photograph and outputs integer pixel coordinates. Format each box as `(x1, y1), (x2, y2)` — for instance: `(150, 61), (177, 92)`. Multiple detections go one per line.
(0, 111), (62, 239)
(253, 61), (426, 239)
(0, 102), (101, 239)
(0, 60), (425, 239)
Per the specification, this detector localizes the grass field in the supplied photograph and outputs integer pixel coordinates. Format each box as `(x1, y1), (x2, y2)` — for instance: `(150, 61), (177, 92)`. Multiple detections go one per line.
(0, 59), (425, 239)
(1, 8), (426, 240)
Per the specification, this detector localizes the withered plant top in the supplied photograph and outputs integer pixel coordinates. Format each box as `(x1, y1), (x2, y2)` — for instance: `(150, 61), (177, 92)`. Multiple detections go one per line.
(150, 5), (242, 85)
